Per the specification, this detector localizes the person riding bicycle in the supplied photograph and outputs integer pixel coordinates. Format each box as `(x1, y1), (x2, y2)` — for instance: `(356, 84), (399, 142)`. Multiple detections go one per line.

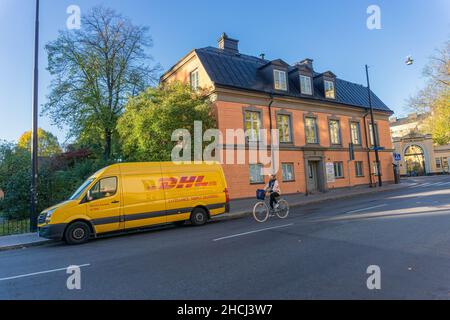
(265, 174), (281, 210)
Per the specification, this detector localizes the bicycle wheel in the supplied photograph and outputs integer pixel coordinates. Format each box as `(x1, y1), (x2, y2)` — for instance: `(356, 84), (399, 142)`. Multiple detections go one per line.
(253, 202), (269, 223)
(275, 199), (289, 219)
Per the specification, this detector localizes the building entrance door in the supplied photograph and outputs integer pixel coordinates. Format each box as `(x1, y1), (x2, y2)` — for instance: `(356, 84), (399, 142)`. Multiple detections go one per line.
(404, 145), (426, 176)
(307, 161), (320, 193)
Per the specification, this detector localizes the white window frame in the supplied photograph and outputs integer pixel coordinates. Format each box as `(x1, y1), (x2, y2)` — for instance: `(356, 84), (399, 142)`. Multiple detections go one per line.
(274, 70), (287, 91)
(282, 163), (295, 182)
(190, 69), (199, 91)
(300, 75), (312, 95)
(324, 80), (335, 99)
(277, 114), (292, 143)
(249, 164), (264, 184)
(329, 119), (341, 145)
(334, 162), (344, 178)
(355, 161), (364, 177)
(245, 111), (261, 142)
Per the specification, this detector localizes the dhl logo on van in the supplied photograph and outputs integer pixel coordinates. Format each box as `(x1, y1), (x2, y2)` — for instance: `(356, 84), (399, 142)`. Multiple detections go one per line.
(143, 176), (217, 191)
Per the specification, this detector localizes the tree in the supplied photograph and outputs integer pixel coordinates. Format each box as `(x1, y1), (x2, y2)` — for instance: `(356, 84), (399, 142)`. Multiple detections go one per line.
(117, 82), (216, 161)
(409, 40), (450, 145)
(43, 6), (160, 160)
(17, 128), (62, 157)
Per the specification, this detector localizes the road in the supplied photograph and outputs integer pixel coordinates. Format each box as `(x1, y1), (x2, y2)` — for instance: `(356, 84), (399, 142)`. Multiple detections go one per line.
(1, 175), (450, 299)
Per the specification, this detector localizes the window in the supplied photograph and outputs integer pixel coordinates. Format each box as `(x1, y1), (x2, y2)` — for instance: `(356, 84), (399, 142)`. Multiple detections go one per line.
(436, 158), (442, 169)
(88, 177), (117, 201)
(355, 161), (364, 177)
(369, 123), (379, 146)
(443, 158), (449, 170)
(282, 163), (295, 182)
(324, 80), (335, 99)
(277, 114), (292, 143)
(245, 111), (261, 142)
(249, 164), (264, 184)
(274, 70), (287, 91)
(190, 69), (199, 91)
(329, 120), (341, 145)
(305, 117), (318, 144)
(350, 122), (362, 145)
(373, 162), (381, 176)
(300, 75), (312, 95)
(334, 162), (344, 178)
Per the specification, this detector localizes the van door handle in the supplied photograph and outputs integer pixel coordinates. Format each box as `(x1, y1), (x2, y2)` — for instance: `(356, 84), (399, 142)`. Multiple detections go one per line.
(111, 200), (120, 204)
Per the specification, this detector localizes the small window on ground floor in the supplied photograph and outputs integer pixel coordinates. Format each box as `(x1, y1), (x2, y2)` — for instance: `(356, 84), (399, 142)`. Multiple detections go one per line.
(436, 158), (442, 169)
(355, 161), (364, 177)
(282, 163), (295, 182)
(373, 162), (382, 176)
(334, 162), (344, 178)
(249, 164), (264, 184)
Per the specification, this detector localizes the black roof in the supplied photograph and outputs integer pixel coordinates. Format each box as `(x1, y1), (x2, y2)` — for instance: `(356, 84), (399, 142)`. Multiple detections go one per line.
(194, 47), (392, 113)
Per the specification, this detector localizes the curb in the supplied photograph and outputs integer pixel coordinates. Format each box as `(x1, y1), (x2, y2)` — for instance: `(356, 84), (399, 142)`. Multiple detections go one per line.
(213, 183), (406, 221)
(0, 239), (53, 252)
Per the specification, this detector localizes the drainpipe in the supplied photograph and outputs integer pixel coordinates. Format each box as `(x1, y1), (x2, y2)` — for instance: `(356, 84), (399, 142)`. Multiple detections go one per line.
(268, 94), (275, 175)
(363, 112), (373, 187)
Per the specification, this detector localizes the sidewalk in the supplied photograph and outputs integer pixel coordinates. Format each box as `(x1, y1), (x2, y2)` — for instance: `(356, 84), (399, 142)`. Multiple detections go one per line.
(215, 181), (408, 221)
(0, 181), (408, 250)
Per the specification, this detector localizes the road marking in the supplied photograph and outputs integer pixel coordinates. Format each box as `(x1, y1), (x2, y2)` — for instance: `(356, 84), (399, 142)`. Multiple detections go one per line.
(213, 224), (294, 242)
(0, 264), (91, 281)
(345, 204), (387, 214)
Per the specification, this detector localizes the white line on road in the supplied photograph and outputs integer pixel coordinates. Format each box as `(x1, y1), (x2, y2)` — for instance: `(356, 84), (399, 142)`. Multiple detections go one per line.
(213, 224), (294, 242)
(345, 204), (387, 214)
(0, 264), (91, 281)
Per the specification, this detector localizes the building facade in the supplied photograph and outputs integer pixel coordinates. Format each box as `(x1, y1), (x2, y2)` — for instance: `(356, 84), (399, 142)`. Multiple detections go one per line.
(390, 113), (450, 176)
(161, 33), (395, 199)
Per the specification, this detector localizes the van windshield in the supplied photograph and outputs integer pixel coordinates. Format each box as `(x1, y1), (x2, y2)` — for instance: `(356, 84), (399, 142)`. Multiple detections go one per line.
(69, 178), (95, 200)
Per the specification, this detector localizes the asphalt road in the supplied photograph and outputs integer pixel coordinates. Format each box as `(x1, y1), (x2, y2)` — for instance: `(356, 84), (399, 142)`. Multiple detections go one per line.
(1, 175), (450, 300)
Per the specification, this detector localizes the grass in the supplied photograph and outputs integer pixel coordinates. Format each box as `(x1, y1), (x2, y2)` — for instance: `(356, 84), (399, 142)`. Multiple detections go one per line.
(0, 213), (30, 237)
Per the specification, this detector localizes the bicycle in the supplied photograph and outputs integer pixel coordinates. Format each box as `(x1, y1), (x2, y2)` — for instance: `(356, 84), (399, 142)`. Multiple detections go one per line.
(253, 190), (289, 223)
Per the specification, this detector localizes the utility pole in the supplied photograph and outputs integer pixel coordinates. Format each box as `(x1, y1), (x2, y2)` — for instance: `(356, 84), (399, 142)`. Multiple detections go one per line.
(365, 65), (382, 187)
(30, 0), (40, 232)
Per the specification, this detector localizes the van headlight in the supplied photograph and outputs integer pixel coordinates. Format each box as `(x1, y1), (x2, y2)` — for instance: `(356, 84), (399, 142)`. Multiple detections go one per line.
(45, 209), (56, 222)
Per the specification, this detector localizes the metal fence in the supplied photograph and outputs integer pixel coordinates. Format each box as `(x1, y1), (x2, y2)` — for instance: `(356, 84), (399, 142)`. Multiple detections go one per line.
(0, 217), (31, 237)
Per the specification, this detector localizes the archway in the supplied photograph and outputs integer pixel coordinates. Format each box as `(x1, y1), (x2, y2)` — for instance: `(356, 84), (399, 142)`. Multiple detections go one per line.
(404, 145), (426, 176)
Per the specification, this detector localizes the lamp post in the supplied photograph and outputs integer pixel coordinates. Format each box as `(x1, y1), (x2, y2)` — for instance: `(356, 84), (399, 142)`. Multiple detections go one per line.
(365, 64), (382, 187)
(30, 0), (40, 232)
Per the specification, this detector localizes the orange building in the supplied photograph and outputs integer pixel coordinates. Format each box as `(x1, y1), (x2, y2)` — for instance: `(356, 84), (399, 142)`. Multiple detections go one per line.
(161, 33), (395, 199)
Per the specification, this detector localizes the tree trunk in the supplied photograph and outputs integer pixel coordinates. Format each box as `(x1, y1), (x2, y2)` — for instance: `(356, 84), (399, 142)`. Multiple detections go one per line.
(104, 129), (112, 161)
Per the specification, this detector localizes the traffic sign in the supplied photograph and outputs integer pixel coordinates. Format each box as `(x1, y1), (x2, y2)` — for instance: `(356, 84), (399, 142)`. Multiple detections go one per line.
(394, 153), (401, 161)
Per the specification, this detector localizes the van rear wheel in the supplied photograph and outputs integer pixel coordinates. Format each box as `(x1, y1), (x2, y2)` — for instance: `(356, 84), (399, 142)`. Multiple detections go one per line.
(64, 221), (91, 245)
(190, 208), (208, 226)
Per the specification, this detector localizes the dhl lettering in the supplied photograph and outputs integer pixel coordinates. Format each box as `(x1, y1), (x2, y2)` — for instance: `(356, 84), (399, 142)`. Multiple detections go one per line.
(157, 176), (217, 190)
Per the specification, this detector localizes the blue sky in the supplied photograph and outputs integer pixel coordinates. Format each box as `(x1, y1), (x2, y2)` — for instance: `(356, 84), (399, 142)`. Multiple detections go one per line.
(0, 0), (449, 144)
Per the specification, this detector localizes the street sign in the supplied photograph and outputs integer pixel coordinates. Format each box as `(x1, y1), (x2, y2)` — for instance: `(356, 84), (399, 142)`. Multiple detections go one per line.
(371, 146), (385, 151)
(394, 153), (401, 161)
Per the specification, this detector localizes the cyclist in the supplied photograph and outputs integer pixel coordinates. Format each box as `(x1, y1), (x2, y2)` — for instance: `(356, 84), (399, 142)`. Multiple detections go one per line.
(264, 174), (281, 210)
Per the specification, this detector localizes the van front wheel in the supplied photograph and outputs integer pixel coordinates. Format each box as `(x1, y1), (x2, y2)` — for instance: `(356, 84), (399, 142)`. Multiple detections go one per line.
(190, 208), (208, 226)
(64, 221), (91, 245)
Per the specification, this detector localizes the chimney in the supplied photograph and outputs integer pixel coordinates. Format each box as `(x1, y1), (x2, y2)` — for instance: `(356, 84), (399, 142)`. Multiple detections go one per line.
(296, 58), (314, 71)
(218, 32), (239, 54)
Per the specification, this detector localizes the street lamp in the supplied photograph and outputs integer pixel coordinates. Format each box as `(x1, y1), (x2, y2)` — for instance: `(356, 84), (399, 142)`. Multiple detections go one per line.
(365, 65), (382, 187)
(30, 0), (40, 232)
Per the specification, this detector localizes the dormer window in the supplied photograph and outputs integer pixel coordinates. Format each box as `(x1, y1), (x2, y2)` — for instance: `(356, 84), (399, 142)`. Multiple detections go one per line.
(300, 75), (312, 95)
(324, 80), (335, 99)
(274, 70), (287, 91)
(190, 69), (199, 91)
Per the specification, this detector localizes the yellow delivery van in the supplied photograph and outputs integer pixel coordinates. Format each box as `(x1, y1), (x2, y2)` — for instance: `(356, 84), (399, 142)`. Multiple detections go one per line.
(38, 162), (230, 244)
